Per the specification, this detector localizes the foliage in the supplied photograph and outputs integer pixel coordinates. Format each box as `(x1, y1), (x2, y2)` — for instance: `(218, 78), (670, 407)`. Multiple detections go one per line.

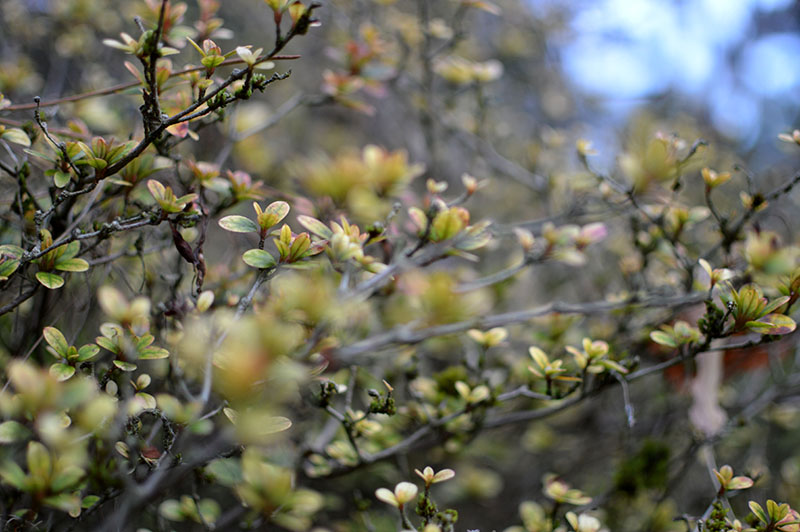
(0, 0), (799, 530)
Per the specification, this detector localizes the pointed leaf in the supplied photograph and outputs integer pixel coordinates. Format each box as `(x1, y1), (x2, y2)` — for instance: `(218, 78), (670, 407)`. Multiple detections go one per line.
(750, 501), (769, 523)
(218, 215), (259, 233)
(260, 416), (292, 434)
(147, 180), (166, 201)
(297, 215), (332, 239)
(50, 466), (84, 492)
(0, 460), (28, 490)
(58, 241), (81, 261)
(762, 296), (790, 316)
(36, 272), (65, 289)
(242, 249), (276, 269)
(82, 495), (101, 509)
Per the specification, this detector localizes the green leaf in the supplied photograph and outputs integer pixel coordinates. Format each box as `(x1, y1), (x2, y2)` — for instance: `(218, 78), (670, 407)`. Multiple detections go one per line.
(727, 476), (754, 491)
(0, 244), (25, 259)
(297, 215), (332, 239)
(95, 337), (119, 354)
(205, 458), (243, 487)
(260, 415), (292, 434)
(242, 249), (276, 269)
(53, 170), (72, 188)
(24, 148), (58, 164)
(749, 501), (769, 524)
(0, 244), (24, 258)
(59, 241), (81, 261)
(218, 215), (259, 233)
(49, 363), (76, 382)
(147, 179), (166, 201)
(258, 201), (291, 229)
(0, 258), (20, 280)
(649, 330), (677, 347)
(81, 495), (100, 509)
(0, 421), (32, 444)
(761, 296), (790, 317)
(159, 499), (185, 521)
(0, 460), (28, 490)
(1, 128), (31, 147)
(50, 466), (84, 492)
(746, 314), (796, 335)
(54, 258), (89, 272)
(36, 272), (65, 289)
(43, 493), (81, 514)
(43, 327), (70, 357)
(26, 441), (51, 482)
(75, 344), (100, 362)
(138, 347), (169, 360)
(113, 360), (138, 372)
(135, 333), (155, 350)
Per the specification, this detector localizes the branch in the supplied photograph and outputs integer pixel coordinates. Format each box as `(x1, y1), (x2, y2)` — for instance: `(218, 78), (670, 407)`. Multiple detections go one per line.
(333, 291), (708, 363)
(0, 286), (39, 317)
(2, 56), (301, 112)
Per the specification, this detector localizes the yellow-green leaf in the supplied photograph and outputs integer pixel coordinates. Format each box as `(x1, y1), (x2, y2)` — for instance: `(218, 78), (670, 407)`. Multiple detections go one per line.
(55, 258), (89, 272)
(113, 360), (137, 372)
(36, 272), (65, 289)
(43, 326), (70, 357)
(0, 421), (32, 444)
(1, 128), (31, 147)
(746, 314), (796, 335)
(49, 363), (76, 381)
(218, 215), (259, 233)
(242, 249), (276, 269)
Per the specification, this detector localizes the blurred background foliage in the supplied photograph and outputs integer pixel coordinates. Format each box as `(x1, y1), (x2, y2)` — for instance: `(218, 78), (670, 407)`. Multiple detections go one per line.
(1, 0), (799, 530)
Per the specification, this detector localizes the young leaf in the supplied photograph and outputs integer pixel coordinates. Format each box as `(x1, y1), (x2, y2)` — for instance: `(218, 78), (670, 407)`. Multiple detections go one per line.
(76, 345), (100, 362)
(36, 272), (65, 289)
(242, 249), (276, 269)
(297, 215), (332, 239)
(746, 314), (796, 335)
(257, 201), (290, 229)
(138, 347), (169, 360)
(113, 360), (138, 372)
(650, 330), (677, 347)
(1, 128), (31, 147)
(43, 327), (70, 358)
(49, 363), (76, 381)
(0, 421), (32, 444)
(218, 215), (259, 233)
(55, 258), (90, 272)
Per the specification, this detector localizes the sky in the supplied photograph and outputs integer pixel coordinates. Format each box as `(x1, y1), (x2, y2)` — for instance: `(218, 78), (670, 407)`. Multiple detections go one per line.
(548, 0), (800, 146)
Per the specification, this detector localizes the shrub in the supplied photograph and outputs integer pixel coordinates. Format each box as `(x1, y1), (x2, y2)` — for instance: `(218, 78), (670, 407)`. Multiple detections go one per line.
(0, 1), (798, 530)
